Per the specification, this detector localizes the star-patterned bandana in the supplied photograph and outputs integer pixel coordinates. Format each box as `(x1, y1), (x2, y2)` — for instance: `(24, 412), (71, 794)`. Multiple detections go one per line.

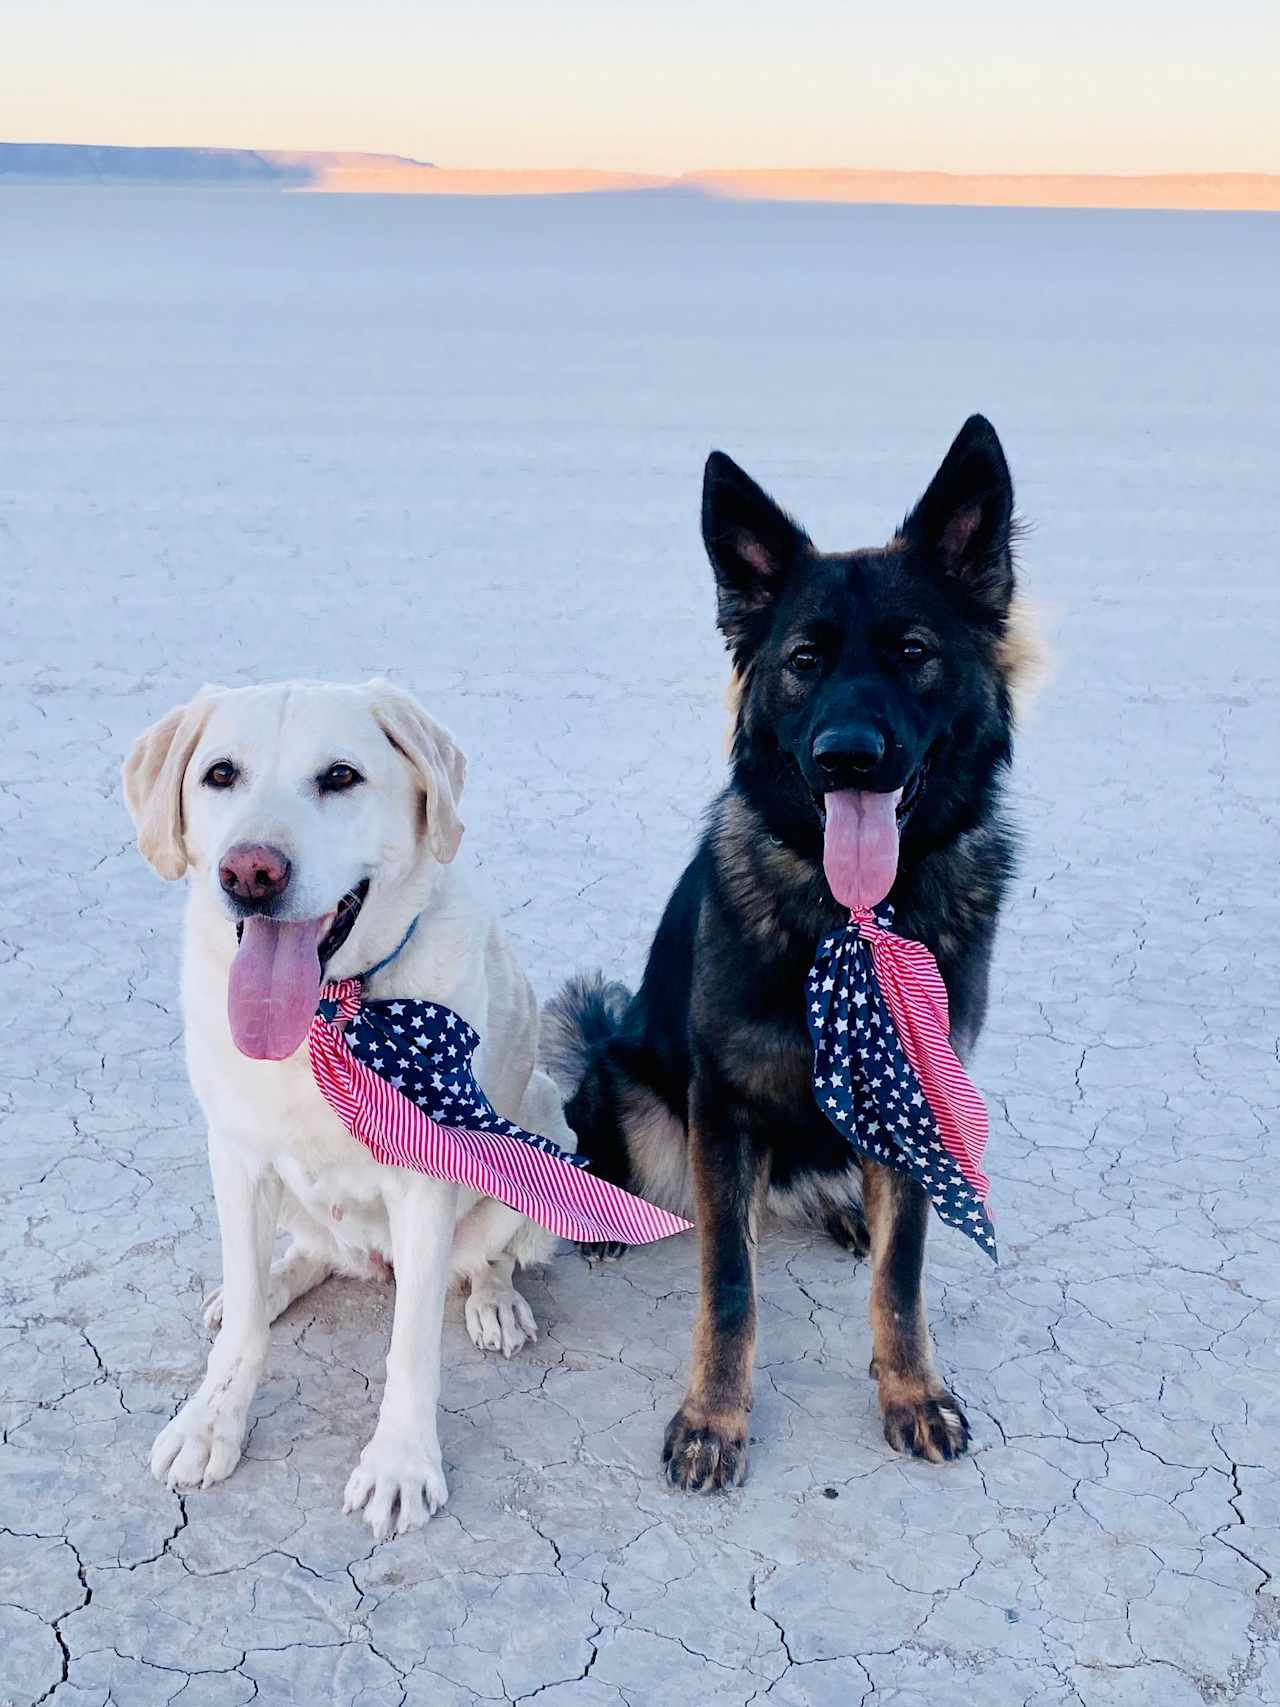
(309, 980), (690, 1247)
(806, 906), (997, 1258)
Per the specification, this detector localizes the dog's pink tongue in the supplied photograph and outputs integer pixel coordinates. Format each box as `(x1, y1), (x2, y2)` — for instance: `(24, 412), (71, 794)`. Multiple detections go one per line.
(228, 916), (327, 1061)
(822, 789), (902, 911)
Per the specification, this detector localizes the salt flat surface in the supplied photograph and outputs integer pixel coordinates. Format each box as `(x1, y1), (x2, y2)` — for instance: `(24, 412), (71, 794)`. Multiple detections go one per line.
(1, 188), (1277, 1705)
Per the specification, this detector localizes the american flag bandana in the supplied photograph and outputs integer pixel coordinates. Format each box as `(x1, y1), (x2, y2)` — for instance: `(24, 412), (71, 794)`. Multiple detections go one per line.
(807, 907), (997, 1258)
(308, 980), (690, 1246)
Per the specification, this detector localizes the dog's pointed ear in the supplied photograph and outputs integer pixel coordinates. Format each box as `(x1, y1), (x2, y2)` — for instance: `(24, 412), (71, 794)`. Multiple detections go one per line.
(367, 680), (466, 864)
(702, 451), (811, 657)
(902, 415), (1015, 617)
(122, 692), (217, 879)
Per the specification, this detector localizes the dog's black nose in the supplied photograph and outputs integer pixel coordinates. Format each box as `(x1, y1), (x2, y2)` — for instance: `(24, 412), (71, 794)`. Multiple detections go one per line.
(219, 843), (292, 904)
(813, 727), (886, 785)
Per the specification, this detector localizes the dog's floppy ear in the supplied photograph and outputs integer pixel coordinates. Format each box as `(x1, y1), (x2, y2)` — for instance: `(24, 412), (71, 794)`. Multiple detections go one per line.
(901, 415), (1016, 618)
(122, 692), (217, 879)
(367, 680), (466, 864)
(702, 451), (811, 659)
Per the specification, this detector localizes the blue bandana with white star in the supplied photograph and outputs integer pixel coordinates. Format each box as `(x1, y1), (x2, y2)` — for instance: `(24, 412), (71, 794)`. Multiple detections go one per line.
(315, 992), (590, 1167)
(806, 906), (997, 1258)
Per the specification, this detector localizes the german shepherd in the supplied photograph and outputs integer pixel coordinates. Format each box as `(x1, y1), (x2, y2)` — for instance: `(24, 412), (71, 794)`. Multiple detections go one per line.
(547, 416), (1034, 1490)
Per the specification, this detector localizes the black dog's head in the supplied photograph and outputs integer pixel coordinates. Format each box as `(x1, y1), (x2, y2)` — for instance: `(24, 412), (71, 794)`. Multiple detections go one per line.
(704, 416), (1022, 887)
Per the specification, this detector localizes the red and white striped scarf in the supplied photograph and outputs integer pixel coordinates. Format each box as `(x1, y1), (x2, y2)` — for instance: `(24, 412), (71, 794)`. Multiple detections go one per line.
(308, 979), (690, 1247)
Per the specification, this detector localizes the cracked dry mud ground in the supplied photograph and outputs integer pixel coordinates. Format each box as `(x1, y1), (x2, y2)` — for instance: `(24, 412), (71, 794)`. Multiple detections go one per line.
(1, 192), (1278, 1705)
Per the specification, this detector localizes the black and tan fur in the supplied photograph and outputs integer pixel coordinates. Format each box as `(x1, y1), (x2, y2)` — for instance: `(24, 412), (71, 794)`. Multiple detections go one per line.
(548, 416), (1036, 1489)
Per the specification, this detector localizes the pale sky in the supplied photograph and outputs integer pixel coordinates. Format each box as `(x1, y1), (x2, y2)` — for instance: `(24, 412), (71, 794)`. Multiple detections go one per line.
(4, 0), (1277, 175)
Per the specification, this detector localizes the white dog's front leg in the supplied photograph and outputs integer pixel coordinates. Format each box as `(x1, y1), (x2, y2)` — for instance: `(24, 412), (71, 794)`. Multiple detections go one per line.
(150, 1139), (280, 1490)
(343, 1174), (459, 1539)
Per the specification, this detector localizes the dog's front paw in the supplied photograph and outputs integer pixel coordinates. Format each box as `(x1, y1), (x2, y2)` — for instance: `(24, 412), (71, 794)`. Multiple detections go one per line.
(343, 1434), (448, 1539)
(824, 1204), (870, 1258)
(464, 1277), (537, 1358)
(150, 1396), (245, 1490)
(880, 1387), (971, 1463)
(662, 1400), (749, 1492)
(203, 1280), (283, 1334)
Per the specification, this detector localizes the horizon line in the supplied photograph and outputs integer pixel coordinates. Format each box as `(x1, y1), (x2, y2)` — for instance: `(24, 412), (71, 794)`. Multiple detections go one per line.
(2, 142), (1278, 212)
(6, 139), (1279, 180)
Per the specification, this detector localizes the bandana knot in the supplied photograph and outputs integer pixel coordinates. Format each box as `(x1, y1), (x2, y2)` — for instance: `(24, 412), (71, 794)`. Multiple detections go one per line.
(849, 906), (887, 940)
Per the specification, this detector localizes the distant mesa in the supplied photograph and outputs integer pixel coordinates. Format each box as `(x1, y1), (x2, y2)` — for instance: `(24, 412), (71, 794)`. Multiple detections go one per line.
(2, 142), (1277, 211)
(0, 143), (665, 197)
(0, 141), (434, 187)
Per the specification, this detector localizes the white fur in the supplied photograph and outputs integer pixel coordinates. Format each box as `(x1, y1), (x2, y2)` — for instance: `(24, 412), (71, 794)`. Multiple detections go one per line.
(126, 679), (576, 1539)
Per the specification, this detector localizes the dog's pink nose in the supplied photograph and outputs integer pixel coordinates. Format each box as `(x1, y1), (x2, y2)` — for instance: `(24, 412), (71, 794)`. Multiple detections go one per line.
(218, 843), (291, 904)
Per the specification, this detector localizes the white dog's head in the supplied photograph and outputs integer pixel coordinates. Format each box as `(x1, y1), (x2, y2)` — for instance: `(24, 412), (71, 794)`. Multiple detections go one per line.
(123, 678), (465, 1060)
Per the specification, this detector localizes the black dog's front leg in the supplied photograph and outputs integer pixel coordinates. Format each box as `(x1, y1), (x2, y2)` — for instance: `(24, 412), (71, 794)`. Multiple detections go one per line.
(663, 1075), (770, 1491)
(863, 1159), (971, 1460)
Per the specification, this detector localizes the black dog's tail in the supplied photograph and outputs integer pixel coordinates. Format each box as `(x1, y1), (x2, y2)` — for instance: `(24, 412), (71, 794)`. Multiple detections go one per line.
(541, 972), (632, 1100)
(542, 973), (637, 1204)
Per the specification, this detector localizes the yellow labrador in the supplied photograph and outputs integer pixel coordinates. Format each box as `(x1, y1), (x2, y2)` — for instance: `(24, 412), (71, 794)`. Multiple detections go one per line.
(123, 678), (576, 1538)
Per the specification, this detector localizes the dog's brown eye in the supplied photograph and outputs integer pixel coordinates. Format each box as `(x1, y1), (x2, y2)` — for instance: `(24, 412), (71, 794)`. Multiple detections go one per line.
(789, 646), (821, 673)
(899, 639), (931, 664)
(202, 760), (238, 790)
(319, 762), (363, 794)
